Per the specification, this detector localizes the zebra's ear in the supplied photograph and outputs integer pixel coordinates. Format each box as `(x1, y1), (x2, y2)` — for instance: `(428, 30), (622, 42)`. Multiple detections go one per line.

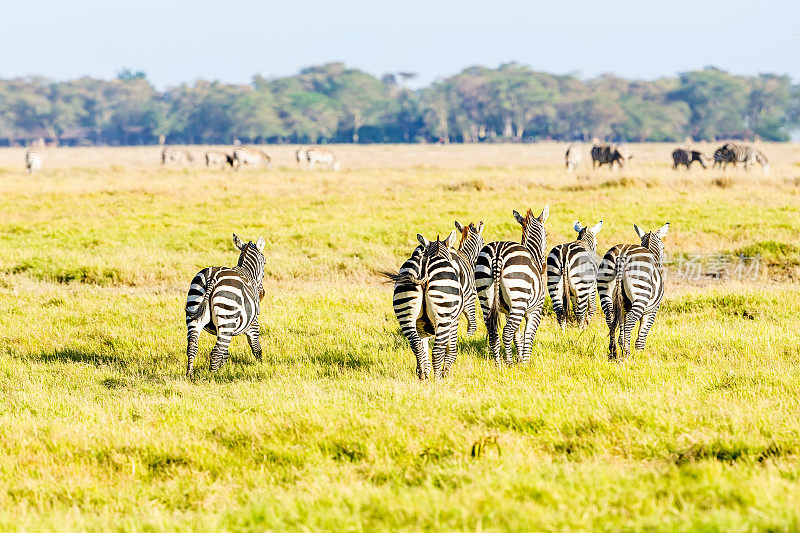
(445, 229), (458, 249)
(454, 221), (463, 232)
(256, 236), (266, 252)
(417, 234), (429, 247)
(656, 222), (670, 239)
(633, 224), (646, 239)
(233, 233), (245, 250)
(513, 210), (526, 226)
(476, 220), (484, 234)
(573, 220), (583, 233)
(590, 220), (603, 234)
(539, 205), (550, 223)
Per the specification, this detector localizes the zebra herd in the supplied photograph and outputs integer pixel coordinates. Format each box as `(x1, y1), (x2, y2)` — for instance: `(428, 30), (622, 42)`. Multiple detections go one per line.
(385, 209), (670, 379)
(160, 146), (340, 171)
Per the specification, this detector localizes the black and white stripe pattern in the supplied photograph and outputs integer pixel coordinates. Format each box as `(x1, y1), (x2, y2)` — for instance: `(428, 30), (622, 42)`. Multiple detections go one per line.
(597, 222), (669, 360)
(672, 148), (707, 170)
(547, 220), (602, 329)
(185, 234), (266, 375)
(232, 147), (272, 171)
(306, 148), (341, 171)
(385, 231), (465, 379)
(161, 147), (194, 166)
(475, 206), (549, 365)
(591, 144), (632, 169)
(25, 148), (42, 174)
(453, 220), (485, 336)
(205, 150), (233, 167)
(296, 147), (309, 167)
(713, 143), (769, 171)
(565, 144), (585, 172)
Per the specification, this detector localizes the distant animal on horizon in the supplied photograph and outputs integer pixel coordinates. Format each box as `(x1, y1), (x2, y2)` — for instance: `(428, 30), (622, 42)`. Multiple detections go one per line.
(306, 148), (341, 170)
(232, 147), (272, 171)
(25, 148), (42, 174)
(205, 150), (233, 168)
(161, 147), (194, 166)
(296, 147), (309, 167)
(712, 143), (769, 172)
(565, 144), (585, 172)
(185, 233), (266, 376)
(591, 144), (633, 169)
(672, 148), (708, 170)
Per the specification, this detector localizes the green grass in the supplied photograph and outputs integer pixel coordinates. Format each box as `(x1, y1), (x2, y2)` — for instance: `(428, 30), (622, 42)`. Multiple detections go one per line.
(1, 148), (800, 530)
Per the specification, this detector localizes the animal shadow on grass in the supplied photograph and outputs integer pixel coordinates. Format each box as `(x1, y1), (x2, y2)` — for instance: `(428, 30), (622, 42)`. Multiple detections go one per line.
(28, 348), (129, 369)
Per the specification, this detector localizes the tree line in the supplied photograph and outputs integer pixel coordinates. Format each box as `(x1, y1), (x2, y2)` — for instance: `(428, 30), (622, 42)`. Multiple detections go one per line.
(1, 63), (797, 146)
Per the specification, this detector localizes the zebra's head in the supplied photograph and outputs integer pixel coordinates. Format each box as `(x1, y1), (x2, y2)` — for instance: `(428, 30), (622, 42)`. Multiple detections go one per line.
(634, 223), (669, 266)
(417, 231), (458, 259)
(454, 220), (484, 264)
(513, 206), (549, 261)
(573, 220), (602, 251)
(233, 233), (266, 296)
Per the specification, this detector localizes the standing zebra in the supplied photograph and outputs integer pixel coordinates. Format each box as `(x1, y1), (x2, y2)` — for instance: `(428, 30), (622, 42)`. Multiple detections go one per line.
(546, 220), (603, 329)
(232, 147), (272, 171)
(306, 148), (341, 170)
(205, 150), (233, 168)
(475, 206), (549, 365)
(384, 231), (465, 379)
(713, 143), (769, 172)
(161, 147), (194, 166)
(565, 144), (585, 172)
(597, 222), (669, 360)
(185, 234), (266, 376)
(672, 148), (708, 170)
(25, 148), (42, 174)
(453, 220), (485, 337)
(591, 144), (632, 169)
(296, 147), (309, 167)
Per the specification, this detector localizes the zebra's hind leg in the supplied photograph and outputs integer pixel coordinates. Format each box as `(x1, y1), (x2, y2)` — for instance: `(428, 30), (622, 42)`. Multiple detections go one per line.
(635, 309), (659, 351)
(245, 320), (263, 362)
(431, 318), (455, 378)
(464, 297), (478, 337)
(209, 331), (233, 373)
(186, 328), (201, 377)
(585, 284), (598, 326)
(502, 307), (526, 365)
(441, 322), (460, 378)
(574, 290), (589, 328)
(620, 300), (646, 359)
(519, 301), (544, 364)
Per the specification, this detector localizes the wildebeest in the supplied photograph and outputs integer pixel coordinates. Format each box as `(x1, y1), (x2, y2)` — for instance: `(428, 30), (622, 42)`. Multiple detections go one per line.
(591, 144), (632, 169)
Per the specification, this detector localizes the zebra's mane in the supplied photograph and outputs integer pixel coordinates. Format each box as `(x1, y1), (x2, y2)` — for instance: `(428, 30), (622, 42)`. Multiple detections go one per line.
(640, 233), (664, 269)
(520, 209), (547, 263)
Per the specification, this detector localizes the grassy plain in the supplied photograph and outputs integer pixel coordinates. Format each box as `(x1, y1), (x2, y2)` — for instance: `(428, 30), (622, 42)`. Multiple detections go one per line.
(0, 143), (799, 530)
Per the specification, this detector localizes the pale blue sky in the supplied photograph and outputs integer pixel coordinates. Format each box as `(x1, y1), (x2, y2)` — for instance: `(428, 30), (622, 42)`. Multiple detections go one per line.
(1, 0), (797, 87)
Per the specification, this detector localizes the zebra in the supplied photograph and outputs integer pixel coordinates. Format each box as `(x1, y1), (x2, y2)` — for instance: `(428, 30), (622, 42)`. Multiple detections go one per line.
(591, 144), (633, 169)
(296, 147), (309, 167)
(713, 143), (769, 172)
(453, 220), (485, 337)
(306, 148), (341, 171)
(205, 150), (233, 168)
(546, 220), (603, 330)
(384, 231), (465, 379)
(185, 234), (266, 376)
(475, 206), (549, 365)
(565, 144), (585, 172)
(672, 148), (707, 170)
(597, 222), (669, 360)
(232, 147), (272, 171)
(161, 147), (194, 166)
(25, 148), (42, 174)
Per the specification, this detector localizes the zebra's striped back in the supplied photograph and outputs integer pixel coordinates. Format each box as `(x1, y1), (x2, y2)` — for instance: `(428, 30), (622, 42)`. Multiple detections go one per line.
(475, 206), (549, 365)
(205, 150), (232, 167)
(161, 147), (194, 166)
(546, 220), (602, 329)
(591, 144), (632, 169)
(25, 148), (42, 174)
(672, 148), (707, 169)
(713, 143), (769, 171)
(597, 222), (669, 360)
(306, 148), (340, 171)
(185, 234), (267, 375)
(232, 147), (272, 170)
(454, 220), (485, 336)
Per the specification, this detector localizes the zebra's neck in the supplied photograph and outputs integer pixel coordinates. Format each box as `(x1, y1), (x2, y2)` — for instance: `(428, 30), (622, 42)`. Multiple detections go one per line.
(642, 235), (663, 270)
(458, 238), (480, 265)
(237, 249), (265, 289)
(578, 233), (596, 252)
(522, 230), (545, 264)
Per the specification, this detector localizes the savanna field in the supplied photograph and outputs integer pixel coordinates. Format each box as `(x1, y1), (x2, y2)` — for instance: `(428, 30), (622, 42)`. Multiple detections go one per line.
(1, 143), (800, 530)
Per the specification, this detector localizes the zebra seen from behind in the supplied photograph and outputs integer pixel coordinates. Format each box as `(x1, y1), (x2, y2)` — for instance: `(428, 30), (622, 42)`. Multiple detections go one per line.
(597, 222), (669, 360)
(161, 147), (194, 166)
(713, 143), (769, 172)
(205, 150), (233, 168)
(546, 219), (602, 330)
(672, 148), (707, 170)
(384, 231), (465, 379)
(475, 206), (549, 366)
(25, 148), (42, 174)
(453, 220), (485, 336)
(591, 144), (633, 169)
(565, 144), (585, 172)
(232, 147), (272, 171)
(306, 148), (341, 171)
(185, 233), (266, 376)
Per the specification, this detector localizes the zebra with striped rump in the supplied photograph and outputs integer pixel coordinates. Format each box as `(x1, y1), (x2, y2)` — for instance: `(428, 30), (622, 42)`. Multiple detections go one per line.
(565, 144), (585, 172)
(672, 148), (707, 170)
(597, 222), (669, 360)
(306, 148), (341, 170)
(185, 234), (266, 376)
(547, 220), (602, 329)
(591, 144), (632, 169)
(232, 147), (272, 171)
(453, 220), (485, 336)
(205, 150), (233, 168)
(385, 231), (466, 379)
(296, 147), (309, 167)
(475, 206), (549, 365)
(25, 148), (42, 174)
(161, 147), (194, 166)
(713, 143), (769, 172)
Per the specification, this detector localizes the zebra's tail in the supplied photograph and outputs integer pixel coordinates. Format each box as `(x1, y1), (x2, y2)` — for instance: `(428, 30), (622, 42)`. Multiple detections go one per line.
(560, 246), (569, 325)
(380, 271), (428, 286)
(187, 278), (217, 322)
(609, 256), (625, 352)
(487, 252), (502, 339)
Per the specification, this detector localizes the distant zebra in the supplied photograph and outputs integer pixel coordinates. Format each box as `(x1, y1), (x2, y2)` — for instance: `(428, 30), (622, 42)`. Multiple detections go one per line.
(205, 150), (233, 168)
(384, 231), (464, 379)
(25, 148), (42, 174)
(296, 147), (309, 167)
(591, 144), (632, 169)
(713, 143), (769, 172)
(306, 148), (341, 170)
(565, 144), (585, 171)
(475, 206), (549, 365)
(161, 147), (194, 166)
(185, 234), (266, 376)
(546, 220), (603, 329)
(672, 148), (707, 170)
(232, 147), (272, 171)
(597, 222), (669, 360)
